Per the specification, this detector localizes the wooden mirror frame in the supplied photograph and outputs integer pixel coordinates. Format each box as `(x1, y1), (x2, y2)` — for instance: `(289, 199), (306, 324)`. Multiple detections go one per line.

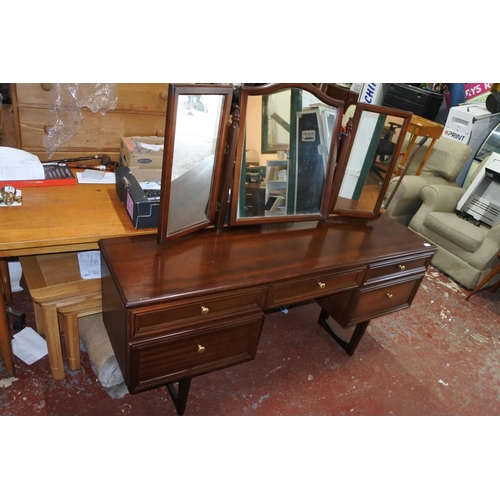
(329, 103), (413, 219)
(228, 83), (344, 227)
(157, 84), (233, 244)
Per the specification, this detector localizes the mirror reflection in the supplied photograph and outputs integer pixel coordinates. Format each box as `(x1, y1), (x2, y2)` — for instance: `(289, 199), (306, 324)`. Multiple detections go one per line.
(158, 86), (232, 243)
(234, 85), (341, 223)
(333, 105), (412, 217)
(167, 93), (223, 234)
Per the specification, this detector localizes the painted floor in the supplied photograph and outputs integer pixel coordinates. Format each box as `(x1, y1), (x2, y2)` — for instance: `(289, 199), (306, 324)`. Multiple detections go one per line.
(1, 265), (499, 416)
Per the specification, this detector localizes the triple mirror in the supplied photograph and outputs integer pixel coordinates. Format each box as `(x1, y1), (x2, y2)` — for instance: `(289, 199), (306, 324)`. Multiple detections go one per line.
(158, 83), (413, 242)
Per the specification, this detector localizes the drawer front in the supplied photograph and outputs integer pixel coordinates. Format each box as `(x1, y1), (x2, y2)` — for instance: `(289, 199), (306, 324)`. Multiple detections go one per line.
(350, 276), (423, 324)
(364, 256), (429, 284)
(132, 287), (267, 338)
(18, 108), (166, 151)
(268, 269), (364, 308)
(128, 311), (264, 393)
(15, 83), (169, 112)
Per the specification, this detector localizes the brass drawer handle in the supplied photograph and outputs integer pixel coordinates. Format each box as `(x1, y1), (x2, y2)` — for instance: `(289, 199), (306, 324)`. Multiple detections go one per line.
(386, 293), (393, 299)
(198, 344), (206, 353)
(201, 305), (209, 315)
(318, 282), (326, 289)
(398, 265), (406, 271)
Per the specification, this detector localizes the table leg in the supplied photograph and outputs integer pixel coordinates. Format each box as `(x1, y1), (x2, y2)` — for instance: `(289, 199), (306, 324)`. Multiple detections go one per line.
(399, 134), (417, 169)
(0, 258), (13, 306)
(465, 261), (500, 300)
(41, 304), (65, 379)
(415, 138), (438, 176)
(166, 378), (192, 415)
(0, 288), (16, 376)
(318, 308), (370, 356)
(62, 313), (81, 371)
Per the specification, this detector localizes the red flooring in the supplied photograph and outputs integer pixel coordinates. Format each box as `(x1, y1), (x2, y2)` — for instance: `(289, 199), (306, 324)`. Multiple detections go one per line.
(1, 266), (500, 416)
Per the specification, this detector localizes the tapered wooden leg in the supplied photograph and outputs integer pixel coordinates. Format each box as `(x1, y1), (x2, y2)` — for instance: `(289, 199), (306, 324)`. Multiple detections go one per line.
(0, 258), (13, 306)
(63, 313), (81, 371)
(166, 378), (192, 415)
(0, 288), (15, 376)
(318, 308), (370, 356)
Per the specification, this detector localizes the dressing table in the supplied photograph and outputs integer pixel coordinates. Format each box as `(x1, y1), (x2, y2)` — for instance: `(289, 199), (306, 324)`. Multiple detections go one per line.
(100, 84), (437, 414)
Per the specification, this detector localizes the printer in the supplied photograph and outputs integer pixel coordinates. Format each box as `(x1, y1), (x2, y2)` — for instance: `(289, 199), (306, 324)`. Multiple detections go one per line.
(457, 152), (500, 226)
(442, 102), (500, 185)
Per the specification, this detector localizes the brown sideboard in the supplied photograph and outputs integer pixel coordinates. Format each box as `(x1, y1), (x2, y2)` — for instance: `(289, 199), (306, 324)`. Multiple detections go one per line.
(99, 215), (436, 414)
(11, 83), (169, 162)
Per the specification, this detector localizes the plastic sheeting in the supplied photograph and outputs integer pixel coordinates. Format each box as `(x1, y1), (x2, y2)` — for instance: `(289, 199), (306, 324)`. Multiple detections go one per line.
(45, 83), (118, 158)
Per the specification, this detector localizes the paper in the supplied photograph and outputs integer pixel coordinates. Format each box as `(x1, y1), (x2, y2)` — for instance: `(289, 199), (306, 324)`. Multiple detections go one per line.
(139, 180), (162, 190)
(78, 251), (101, 279)
(139, 142), (163, 152)
(0, 146), (44, 181)
(76, 171), (115, 184)
(12, 327), (48, 365)
(8, 260), (23, 292)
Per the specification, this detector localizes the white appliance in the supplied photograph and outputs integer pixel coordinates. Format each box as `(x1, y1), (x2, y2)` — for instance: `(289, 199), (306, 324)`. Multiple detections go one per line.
(442, 102), (500, 186)
(457, 152), (500, 226)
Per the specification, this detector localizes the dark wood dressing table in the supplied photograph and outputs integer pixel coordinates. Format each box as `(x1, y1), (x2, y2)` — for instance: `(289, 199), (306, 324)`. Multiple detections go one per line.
(99, 215), (436, 414)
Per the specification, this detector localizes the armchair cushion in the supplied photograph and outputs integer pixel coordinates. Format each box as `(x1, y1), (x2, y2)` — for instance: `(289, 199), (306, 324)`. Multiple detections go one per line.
(423, 212), (488, 253)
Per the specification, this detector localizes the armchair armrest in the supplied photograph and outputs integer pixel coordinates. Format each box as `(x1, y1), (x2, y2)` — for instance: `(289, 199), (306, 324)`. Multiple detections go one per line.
(386, 175), (428, 201)
(409, 184), (465, 233)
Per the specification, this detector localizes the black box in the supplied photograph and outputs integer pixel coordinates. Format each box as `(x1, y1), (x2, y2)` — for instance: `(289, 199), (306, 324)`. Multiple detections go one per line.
(383, 84), (444, 121)
(115, 166), (160, 229)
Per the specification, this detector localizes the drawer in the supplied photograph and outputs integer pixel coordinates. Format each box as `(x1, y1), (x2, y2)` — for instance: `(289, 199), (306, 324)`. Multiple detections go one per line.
(364, 256), (429, 284)
(128, 311), (264, 393)
(268, 268), (364, 308)
(15, 83), (170, 112)
(132, 287), (267, 338)
(17, 108), (167, 151)
(350, 276), (423, 324)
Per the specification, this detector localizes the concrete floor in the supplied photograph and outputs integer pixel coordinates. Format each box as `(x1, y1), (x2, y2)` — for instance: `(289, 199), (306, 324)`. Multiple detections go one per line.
(1, 264), (500, 416)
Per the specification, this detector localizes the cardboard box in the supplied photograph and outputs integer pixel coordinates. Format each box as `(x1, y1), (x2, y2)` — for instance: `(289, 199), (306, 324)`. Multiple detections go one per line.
(120, 136), (164, 182)
(115, 166), (160, 229)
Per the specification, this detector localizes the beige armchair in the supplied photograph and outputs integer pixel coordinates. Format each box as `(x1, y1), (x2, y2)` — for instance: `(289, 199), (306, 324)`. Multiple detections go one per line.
(408, 178), (500, 290)
(384, 137), (472, 226)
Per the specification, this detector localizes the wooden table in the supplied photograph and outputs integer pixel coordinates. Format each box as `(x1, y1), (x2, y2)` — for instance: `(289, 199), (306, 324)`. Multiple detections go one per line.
(398, 115), (444, 176)
(0, 178), (156, 378)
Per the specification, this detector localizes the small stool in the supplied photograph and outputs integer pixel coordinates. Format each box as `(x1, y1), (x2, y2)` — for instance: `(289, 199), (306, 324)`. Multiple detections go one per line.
(19, 253), (102, 379)
(465, 252), (500, 300)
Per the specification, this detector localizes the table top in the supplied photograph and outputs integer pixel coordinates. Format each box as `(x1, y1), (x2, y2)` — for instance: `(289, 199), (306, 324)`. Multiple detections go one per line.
(408, 114), (444, 138)
(0, 175), (156, 258)
(99, 215), (436, 307)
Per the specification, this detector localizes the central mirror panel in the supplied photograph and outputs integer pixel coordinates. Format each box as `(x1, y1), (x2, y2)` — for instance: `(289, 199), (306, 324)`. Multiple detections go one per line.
(229, 83), (343, 225)
(158, 84), (233, 243)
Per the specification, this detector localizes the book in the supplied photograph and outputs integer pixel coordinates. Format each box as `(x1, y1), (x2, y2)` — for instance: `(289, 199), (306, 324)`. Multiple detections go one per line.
(0, 146), (76, 187)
